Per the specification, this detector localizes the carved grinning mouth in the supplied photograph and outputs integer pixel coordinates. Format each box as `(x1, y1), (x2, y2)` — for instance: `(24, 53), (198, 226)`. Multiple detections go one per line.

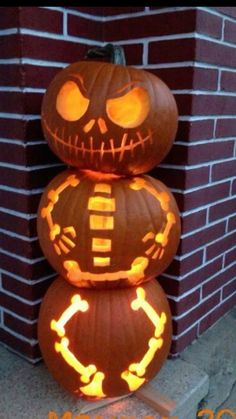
(42, 117), (153, 163)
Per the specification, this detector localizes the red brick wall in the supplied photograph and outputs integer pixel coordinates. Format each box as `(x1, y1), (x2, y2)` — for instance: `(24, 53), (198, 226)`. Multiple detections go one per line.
(0, 6), (235, 361)
(0, 6), (102, 361)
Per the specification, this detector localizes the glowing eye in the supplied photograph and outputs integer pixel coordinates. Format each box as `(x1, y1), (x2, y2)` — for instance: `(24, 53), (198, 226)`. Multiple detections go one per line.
(56, 81), (89, 121)
(106, 86), (150, 128)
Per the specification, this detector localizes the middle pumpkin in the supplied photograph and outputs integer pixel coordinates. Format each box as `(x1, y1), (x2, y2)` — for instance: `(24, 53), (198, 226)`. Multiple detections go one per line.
(37, 169), (180, 288)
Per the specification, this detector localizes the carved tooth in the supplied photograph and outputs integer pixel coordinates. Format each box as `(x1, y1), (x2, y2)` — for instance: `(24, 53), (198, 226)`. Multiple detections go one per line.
(119, 133), (128, 162)
(100, 141), (105, 161)
(137, 131), (145, 152)
(81, 142), (85, 158)
(109, 139), (115, 160)
(89, 137), (94, 163)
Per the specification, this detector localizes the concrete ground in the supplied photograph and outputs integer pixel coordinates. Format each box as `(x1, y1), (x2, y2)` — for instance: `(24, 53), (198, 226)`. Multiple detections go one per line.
(0, 307), (235, 419)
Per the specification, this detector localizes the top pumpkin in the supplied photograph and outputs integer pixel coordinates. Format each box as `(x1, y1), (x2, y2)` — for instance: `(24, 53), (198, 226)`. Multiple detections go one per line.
(41, 61), (178, 175)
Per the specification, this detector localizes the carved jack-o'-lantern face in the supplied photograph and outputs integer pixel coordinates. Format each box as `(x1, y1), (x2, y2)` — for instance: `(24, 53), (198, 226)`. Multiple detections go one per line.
(38, 277), (172, 398)
(37, 169), (180, 288)
(41, 61), (178, 175)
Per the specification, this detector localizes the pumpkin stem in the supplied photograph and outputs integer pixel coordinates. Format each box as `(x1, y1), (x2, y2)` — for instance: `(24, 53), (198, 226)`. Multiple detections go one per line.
(85, 44), (126, 66)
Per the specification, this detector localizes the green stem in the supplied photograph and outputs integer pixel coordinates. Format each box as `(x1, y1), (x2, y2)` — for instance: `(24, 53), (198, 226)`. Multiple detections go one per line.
(85, 43), (126, 66)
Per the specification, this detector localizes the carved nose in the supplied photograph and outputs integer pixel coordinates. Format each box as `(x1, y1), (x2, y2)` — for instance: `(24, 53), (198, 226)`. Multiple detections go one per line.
(97, 118), (108, 134)
(83, 118), (108, 134)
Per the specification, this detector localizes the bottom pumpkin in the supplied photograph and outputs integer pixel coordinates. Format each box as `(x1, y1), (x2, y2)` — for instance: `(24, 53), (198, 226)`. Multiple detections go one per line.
(38, 277), (172, 398)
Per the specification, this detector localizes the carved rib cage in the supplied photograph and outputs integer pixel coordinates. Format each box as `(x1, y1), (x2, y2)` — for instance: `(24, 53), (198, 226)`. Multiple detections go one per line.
(37, 170), (180, 288)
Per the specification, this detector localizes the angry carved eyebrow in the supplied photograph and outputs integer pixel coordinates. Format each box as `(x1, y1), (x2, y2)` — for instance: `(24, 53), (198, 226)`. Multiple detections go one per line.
(113, 81), (140, 95)
(69, 73), (87, 93)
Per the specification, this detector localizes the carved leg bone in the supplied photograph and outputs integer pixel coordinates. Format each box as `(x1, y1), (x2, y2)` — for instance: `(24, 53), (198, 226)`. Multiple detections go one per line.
(121, 287), (167, 391)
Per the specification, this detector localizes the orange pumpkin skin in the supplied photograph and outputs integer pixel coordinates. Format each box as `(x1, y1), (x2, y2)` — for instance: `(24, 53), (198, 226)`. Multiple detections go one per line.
(37, 169), (180, 288)
(41, 61), (178, 175)
(38, 277), (172, 398)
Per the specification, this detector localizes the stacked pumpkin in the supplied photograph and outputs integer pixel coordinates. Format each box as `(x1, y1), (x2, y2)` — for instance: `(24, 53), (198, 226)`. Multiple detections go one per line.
(37, 46), (180, 398)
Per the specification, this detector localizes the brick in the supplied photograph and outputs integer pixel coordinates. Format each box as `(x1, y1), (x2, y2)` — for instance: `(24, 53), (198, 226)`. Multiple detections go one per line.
(215, 7), (236, 18)
(203, 263), (236, 297)
(20, 34), (95, 63)
(225, 246), (236, 266)
(0, 7), (19, 28)
(221, 71), (236, 92)
(23, 64), (62, 89)
(69, 7), (104, 15)
(0, 165), (63, 189)
(20, 7), (63, 34)
(173, 291), (221, 335)
(180, 221), (226, 254)
(149, 38), (196, 64)
(224, 20), (236, 44)
(196, 39), (236, 69)
(162, 144), (188, 165)
(209, 197), (236, 222)
(216, 118), (236, 138)
(196, 9), (223, 39)
(150, 67), (217, 91)
(171, 324), (198, 355)
(199, 291), (236, 335)
(182, 182), (231, 211)
(103, 7), (144, 15)
(173, 192), (184, 212)
(179, 256), (223, 294)
(223, 278), (236, 299)
(152, 166), (209, 190)
(0, 327), (40, 359)
(0, 91), (47, 116)
(0, 192), (40, 216)
(0, 34), (21, 59)
(3, 312), (38, 340)
(169, 289), (201, 316)
(149, 67), (194, 90)
(2, 274), (55, 301)
(232, 179), (236, 195)
(121, 43), (143, 66)
(0, 63), (47, 94)
(178, 120), (215, 142)
(18, 91), (43, 115)
(187, 167), (210, 189)
(0, 63), (59, 89)
(166, 141), (234, 165)
(173, 93), (192, 116)
(193, 67), (219, 90)
(228, 214), (236, 232)
(212, 160), (236, 181)
(25, 119), (43, 141)
(0, 291), (40, 319)
(0, 252), (53, 280)
(0, 212), (37, 237)
(68, 14), (102, 40)
(206, 231), (236, 261)
(165, 249), (204, 278)
(158, 276), (179, 297)
(0, 64), (20, 87)
(75, 7), (144, 15)
(182, 209), (207, 234)
(0, 118), (44, 143)
(192, 94), (236, 116)
(0, 118), (27, 141)
(0, 233), (41, 259)
(150, 167), (186, 189)
(105, 9), (196, 41)
(0, 143), (60, 166)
